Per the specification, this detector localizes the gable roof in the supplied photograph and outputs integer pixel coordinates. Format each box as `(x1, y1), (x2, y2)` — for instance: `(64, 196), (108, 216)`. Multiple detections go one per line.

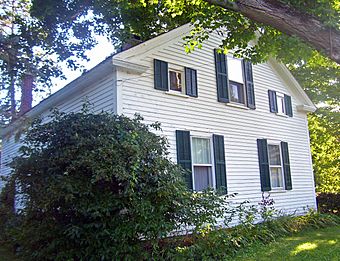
(1, 24), (316, 137)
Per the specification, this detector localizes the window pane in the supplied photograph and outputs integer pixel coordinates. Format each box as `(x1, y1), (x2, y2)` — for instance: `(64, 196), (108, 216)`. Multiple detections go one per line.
(230, 81), (245, 104)
(268, 144), (281, 165)
(192, 138), (211, 164)
(270, 167), (283, 188)
(277, 96), (285, 114)
(169, 70), (182, 91)
(227, 57), (244, 83)
(194, 166), (213, 191)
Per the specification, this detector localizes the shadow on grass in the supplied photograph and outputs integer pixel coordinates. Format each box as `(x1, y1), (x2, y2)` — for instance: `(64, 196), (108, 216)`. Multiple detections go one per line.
(234, 226), (340, 261)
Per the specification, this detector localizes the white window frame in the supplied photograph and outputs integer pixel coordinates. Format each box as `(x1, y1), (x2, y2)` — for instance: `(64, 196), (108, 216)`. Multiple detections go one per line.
(267, 140), (285, 190)
(276, 92), (286, 116)
(227, 56), (246, 105)
(190, 135), (216, 191)
(168, 64), (186, 94)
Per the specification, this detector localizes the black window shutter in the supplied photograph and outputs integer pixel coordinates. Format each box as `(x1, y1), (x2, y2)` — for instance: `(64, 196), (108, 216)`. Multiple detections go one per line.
(214, 50), (229, 103)
(257, 139), (271, 191)
(281, 141), (292, 190)
(268, 90), (278, 113)
(185, 67), (198, 97)
(176, 130), (193, 190)
(154, 59), (168, 91)
(284, 95), (293, 117)
(213, 134), (227, 194)
(243, 61), (256, 109)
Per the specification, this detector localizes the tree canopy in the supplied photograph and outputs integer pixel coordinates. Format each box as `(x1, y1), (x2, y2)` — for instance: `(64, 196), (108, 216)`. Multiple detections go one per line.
(1, 0), (339, 124)
(1, 0), (338, 192)
(30, 0), (340, 64)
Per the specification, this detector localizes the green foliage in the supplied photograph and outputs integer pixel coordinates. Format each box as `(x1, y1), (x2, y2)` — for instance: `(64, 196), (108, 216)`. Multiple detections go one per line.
(288, 51), (339, 194)
(0, 0), (99, 123)
(308, 111), (340, 193)
(317, 193), (340, 215)
(233, 226), (340, 261)
(8, 108), (238, 260)
(10, 109), (185, 259)
(30, 0), (339, 64)
(165, 211), (340, 260)
(0, 179), (15, 242)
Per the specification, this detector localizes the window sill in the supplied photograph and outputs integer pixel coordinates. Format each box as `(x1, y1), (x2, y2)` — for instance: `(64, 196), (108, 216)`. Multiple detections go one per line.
(275, 112), (288, 118)
(269, 189), (287, 193)
(165, 91), (190, 98)
(226, 102), (249, 110)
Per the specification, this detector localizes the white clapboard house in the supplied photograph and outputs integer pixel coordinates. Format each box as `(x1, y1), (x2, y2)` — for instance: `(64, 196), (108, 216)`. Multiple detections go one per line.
(1, 24), (317, 214)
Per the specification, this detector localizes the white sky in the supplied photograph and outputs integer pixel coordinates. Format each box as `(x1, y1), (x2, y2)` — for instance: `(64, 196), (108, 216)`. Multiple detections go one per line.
(36, 35), (115, 105)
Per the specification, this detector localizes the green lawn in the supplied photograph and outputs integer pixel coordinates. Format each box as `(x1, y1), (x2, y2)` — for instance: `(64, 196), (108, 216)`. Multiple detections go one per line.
(234, 226), (340, 261)
(0, 226), (339, 260)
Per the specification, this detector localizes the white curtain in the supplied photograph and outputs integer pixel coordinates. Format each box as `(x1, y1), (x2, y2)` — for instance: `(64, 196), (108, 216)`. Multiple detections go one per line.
(192, 138), (211, 164)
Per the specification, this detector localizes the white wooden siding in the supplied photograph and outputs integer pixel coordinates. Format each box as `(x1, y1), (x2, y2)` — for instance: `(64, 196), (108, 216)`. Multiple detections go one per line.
(118, 33), (316, 214)
(0, 74), (116, 188)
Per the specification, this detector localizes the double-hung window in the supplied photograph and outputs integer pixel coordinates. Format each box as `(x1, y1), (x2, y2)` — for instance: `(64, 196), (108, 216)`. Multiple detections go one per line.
(169, 65), (184, 92)
(191, 137), (214, 191)
(154, 59), (198, 97)
(257, 139), (292, 191)
(176, 130), (227, 193)
(268, 143), (284, 189)
(227, 57), (246, 105)
(268, 90), (293, 117)
(276, 93), (285, 115)
(214, 50), (256, 109)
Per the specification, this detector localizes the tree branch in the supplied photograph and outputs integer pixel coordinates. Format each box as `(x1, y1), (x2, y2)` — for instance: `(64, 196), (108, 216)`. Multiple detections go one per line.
(204, 0), (340, 64)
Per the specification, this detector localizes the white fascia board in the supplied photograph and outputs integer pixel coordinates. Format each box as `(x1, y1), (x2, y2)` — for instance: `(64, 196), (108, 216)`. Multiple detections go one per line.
(1, 58), (114, 138)
(268, 58), (316, 111)
(296, 105), (317, 113)
(112, 58), (148, 74)
(114, 24), (192, 60)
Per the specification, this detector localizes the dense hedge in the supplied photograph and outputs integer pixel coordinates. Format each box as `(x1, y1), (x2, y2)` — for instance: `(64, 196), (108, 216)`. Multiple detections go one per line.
(317, 193), (340, 215)
(5, 109), (232, 260)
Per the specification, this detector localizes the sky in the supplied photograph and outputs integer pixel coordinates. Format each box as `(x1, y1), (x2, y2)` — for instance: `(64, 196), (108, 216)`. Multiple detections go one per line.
(36, 35), (116, 105)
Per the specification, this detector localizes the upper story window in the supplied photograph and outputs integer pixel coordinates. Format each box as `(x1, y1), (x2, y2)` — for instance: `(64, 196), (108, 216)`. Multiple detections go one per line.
(214, 50), (256, 109)
(227, 57), (246, 104)
(169, 65), (184, 92)
(268, 90), (293, 117)
(154, 59), (198, 97)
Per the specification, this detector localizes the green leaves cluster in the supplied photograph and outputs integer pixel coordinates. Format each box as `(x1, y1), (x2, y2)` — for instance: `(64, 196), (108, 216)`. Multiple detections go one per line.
(308, 111), (340, 193)
(8, 109), (234, 260)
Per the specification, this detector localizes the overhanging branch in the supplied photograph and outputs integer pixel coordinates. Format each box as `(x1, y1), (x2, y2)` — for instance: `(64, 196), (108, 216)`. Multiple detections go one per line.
(204, 0), (340, 64)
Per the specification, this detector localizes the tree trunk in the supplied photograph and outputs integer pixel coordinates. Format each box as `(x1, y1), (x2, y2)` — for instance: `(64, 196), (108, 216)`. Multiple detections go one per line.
(9, 72), (17, 121)
(205, 0), (340, 64)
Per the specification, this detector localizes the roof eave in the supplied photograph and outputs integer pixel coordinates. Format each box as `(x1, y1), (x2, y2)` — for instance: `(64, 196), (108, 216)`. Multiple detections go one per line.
(1, 57), (114, 138)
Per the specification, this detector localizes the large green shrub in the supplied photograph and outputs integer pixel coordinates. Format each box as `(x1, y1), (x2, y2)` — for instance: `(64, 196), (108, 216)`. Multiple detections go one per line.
(9, 108), (239, 260)
(10, 109), (228, 260)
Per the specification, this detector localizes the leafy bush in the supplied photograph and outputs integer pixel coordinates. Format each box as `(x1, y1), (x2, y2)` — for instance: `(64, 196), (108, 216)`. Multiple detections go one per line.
(164, 211), (340, 260)
(0, 179), (16, 243)
(317, 193), (340, 215)
(8, 108), (240, 260)
(8, 110), (182, 259)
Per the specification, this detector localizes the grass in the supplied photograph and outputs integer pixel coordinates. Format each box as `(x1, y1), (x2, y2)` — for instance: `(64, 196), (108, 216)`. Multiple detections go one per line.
(234, 226), (340, 261)
(0, 243), (18, 261)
